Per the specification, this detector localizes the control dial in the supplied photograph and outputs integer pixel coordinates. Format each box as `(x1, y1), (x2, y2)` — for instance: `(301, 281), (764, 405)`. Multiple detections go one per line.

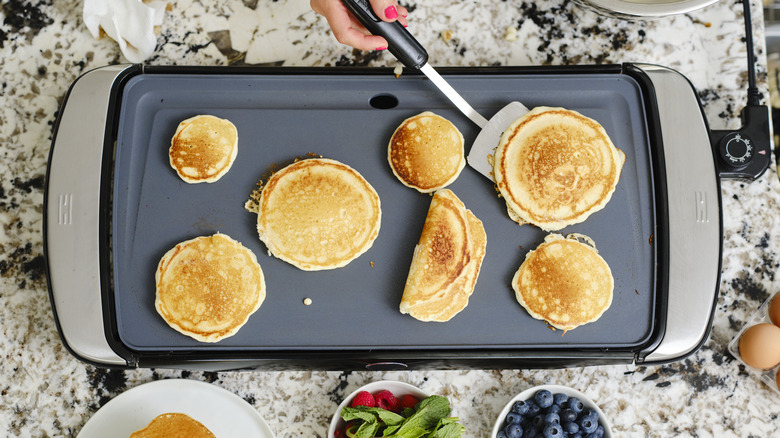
(718, 132), (753, 168)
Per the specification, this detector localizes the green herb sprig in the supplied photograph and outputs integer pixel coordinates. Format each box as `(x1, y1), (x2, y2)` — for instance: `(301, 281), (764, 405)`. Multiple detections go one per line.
(339, 395), (464, 438)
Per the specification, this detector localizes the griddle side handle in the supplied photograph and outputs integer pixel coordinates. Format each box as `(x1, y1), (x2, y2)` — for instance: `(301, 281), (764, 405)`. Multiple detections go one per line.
(637, 64), (723, 364)
(43, 65), (133, 368)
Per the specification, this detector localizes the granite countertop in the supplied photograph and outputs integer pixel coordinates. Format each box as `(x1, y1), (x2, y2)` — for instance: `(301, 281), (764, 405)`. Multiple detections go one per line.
(3, 0), (780, 436)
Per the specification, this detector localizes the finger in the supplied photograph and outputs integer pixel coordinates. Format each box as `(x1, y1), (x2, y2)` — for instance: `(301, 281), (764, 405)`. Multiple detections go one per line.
(368, 0), (402, 22)
(313, 0), (389, 50)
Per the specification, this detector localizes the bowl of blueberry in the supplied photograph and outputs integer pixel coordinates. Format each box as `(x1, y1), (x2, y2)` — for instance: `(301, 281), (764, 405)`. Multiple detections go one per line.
(492, 385), (612, 438)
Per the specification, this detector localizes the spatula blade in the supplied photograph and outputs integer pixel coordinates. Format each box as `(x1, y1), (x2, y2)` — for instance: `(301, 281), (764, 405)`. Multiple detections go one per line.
(467, 101), (530, 181)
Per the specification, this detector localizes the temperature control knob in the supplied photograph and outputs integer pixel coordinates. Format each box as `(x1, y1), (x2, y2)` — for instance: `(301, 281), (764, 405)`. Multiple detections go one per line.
(718, 132), (753, 169)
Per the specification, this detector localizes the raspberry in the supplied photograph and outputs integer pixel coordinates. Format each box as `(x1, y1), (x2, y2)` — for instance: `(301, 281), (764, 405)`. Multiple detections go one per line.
(400, 394), (419, 409)
(374, 390), (400, 412)
(351, 390), (375, 408)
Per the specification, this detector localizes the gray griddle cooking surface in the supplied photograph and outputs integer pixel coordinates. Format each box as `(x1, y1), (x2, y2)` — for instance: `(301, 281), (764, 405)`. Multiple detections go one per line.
(112, 71), (656, 352)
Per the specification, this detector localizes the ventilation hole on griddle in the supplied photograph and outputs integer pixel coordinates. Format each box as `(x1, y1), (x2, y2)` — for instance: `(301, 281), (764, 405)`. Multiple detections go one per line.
(369, 93), (399, 109)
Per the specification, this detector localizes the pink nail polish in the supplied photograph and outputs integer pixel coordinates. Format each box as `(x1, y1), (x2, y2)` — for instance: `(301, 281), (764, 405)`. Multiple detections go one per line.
(384, 5), (398, 20)
(376, 46), (387, 51)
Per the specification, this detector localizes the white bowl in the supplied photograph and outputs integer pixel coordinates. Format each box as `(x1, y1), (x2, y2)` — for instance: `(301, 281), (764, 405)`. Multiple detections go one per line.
(492, 384), (613, 438)
(328, 380), (429, 438)
(577, 0), (719, 18)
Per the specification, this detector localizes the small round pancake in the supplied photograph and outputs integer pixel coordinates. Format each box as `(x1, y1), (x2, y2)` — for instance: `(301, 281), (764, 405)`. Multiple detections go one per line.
(130, 413), (216, 438)
(494, 107), (625, 231)
(388, 111), (465, 192)
(256, 158), (381, 271)
(512, 233), (613, 331)
(169, 115), (238, 183)
(155, 233), (265, 343)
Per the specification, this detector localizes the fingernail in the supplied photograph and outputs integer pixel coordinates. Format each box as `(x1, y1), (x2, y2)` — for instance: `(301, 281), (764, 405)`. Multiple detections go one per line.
(384, 5), (398, 20)
(376, 46), (387, 51)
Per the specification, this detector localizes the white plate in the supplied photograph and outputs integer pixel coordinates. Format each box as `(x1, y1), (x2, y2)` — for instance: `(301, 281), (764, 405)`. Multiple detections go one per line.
(492, 384), (612, 438)
(77, 379), (274, 438)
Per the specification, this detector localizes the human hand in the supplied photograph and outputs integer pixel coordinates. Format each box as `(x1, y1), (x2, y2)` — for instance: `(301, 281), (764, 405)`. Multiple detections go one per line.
(311, 0), (408, 51)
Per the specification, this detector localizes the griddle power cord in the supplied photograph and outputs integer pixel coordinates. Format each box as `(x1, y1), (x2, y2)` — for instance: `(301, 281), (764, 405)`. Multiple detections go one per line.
(710, 0), (772, 181)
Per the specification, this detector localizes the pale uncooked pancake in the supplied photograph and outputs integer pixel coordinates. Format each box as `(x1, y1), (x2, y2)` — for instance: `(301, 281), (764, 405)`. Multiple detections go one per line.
(169, 115), (238, 183)
(155, 233), (265, 343)
(493, 107), (625, 231)
(388, 111), (465, 192)
(130, 413), (216, 438)
(256, 158), (381, 271)
(512, 233), (613, 331)
(399, 189), (486, 322)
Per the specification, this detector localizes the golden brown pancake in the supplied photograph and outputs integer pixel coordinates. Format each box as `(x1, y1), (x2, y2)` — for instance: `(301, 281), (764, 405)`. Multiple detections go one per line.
(388, 111), (465, 192)
(130, 413), (216, 438)
(399, 189), (486, 322)
(169, 115), (238, 183)
(256, 158), (381, 271)
(155, 233), (265, 343)
(512, 233), (613, 331)
(493, 107), (625, 231)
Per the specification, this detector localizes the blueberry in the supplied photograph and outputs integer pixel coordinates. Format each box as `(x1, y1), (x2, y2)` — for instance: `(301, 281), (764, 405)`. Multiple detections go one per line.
(542, 423), (563, 438)
(560, 409), (577, 423)
(532, 413), (545, 429)
(526, 400), (541, 417)
(535, 390), (554, 409)
(506, 412), (523, 425)
(512, 400), (530, 416)
(588, 425), (604, 437)
(505, 423), (523, 438)
(582, 409), (599, 419)
(567, 397), (584, 413)
(553, 393), (569, 406)
(571, 434), (584, 438)
(546, 404), (561, 415)
(562, 421), (579, 434)
(579, 415), (598, 434)
(544, 413), (560, 425)
(497, 431), (508, 438)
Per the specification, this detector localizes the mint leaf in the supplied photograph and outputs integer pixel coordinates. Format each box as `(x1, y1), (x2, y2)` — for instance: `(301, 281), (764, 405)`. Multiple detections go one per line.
(425, 418), (463, 438)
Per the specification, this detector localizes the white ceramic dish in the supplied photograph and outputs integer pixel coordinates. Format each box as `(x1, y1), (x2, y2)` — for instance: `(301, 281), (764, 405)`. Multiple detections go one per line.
(327, 380), (429, 438)
(492, 384), (612, 438)
(577, 0), (719, 17)
(77, 379), (274, 438)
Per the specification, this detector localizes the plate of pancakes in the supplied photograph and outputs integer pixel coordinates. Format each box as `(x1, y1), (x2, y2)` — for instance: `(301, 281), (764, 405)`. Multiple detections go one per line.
(77, 379), (274, 438)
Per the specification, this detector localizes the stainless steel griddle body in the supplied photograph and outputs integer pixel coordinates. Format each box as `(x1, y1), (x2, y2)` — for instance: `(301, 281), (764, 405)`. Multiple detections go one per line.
(44, 64), (721, 370)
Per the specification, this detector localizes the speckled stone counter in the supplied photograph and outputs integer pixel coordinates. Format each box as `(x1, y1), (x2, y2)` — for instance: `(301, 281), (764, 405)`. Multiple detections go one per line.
(3, 0), (780, 436)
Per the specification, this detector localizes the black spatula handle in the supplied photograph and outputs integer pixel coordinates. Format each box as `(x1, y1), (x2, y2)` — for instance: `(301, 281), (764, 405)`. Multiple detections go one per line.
(340, 0), (428, 69)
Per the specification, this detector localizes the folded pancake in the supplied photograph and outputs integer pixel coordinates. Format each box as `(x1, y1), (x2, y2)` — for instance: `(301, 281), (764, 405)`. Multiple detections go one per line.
(130, 413), (216, 438)
(388, 111), (465, 192)
(400, 189), (486, 322)
(512, 233), (613, 331)
(493, 107), (625, 231)
(256, 158), (381, 271)
(155, 233), (265, 343)
(169, 115), (238, 183)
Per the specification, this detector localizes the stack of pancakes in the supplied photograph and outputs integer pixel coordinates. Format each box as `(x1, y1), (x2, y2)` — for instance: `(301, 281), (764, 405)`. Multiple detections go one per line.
(255, 158), (381, 271)
(155, 233), (266, 343)
(169, 115), (238, 183)
(399, 189), (486, 322)
(388, 111), (465, 192)
(493, 107), (625, 231)
(130, 413), (215, 438)
(512, 233), (613, 331)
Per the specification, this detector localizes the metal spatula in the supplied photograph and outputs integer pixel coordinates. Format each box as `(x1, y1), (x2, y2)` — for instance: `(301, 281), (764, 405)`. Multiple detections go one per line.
(340, 0), (529, 181)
